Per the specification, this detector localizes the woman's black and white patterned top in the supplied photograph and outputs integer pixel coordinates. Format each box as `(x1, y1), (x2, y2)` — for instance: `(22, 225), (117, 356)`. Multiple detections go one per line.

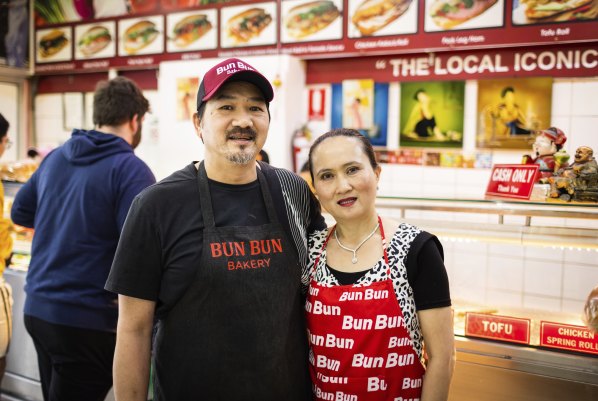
(304, 223), (426, 361)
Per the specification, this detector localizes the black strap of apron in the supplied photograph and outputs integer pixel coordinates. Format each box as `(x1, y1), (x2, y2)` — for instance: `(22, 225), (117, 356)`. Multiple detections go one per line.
(197, 161), (279, 228)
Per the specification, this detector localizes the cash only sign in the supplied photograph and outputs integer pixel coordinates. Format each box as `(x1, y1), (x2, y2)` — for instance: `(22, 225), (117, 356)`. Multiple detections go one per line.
(485, 164), (539, 200)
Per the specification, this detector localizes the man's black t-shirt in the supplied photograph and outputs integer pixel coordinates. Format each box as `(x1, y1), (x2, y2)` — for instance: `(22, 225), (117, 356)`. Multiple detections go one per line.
(106, 162), (324, 318)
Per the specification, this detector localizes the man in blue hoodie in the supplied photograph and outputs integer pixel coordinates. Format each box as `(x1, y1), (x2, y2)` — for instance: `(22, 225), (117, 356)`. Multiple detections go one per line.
(11, 77), (156, 401)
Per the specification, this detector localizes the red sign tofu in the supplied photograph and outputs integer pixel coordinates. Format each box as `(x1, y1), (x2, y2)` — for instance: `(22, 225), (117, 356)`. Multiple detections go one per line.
(465, 313), (530, 344)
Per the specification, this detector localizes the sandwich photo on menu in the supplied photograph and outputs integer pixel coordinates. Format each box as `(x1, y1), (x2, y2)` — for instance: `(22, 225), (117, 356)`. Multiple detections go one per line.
(226, 7), (273, 44)
(351, 0), (414, 36)
(77, 26), (112, 57)
(122, 20), (160, 55)
(172, 14), (213, 48)
(284, 0), (341, 39)
(513, 0), (598, 24)
(38, 29), (69, 59)
(425, 0), (503, 31)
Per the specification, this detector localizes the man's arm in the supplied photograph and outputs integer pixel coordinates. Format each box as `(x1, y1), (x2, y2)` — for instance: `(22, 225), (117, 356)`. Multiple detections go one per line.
(113, 295), (156, 401)
(10, 173), (38, 228)
(418, 306), (455, 401)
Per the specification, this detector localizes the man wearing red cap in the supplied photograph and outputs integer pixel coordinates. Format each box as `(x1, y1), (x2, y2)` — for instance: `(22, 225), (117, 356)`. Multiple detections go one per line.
(106, 58), (324, 400)
(523, 126), (567, 181)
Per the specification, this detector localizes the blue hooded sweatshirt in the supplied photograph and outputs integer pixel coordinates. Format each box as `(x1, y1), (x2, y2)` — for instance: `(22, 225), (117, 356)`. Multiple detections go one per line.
(11, 129), (156, 332)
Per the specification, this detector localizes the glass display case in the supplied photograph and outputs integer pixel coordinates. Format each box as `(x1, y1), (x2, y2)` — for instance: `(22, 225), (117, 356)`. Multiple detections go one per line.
(375, 196), (598, 401)
(3, 183), (597, 400)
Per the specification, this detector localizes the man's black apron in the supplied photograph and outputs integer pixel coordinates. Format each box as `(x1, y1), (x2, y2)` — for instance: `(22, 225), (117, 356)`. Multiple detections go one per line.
(152, 162), (311, 400)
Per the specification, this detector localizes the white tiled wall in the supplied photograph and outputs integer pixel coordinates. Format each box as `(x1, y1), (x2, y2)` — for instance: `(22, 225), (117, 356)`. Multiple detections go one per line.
(34, 94), (72, 150)
(0, 82), (19, 162)
(375, 77), (598, 318)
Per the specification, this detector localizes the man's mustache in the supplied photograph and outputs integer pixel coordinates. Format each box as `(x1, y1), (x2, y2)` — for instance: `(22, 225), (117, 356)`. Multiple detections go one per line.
(226, 128), (257, 139)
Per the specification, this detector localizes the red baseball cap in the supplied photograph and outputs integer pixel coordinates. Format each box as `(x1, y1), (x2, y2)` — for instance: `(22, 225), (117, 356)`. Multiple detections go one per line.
(196, 58), (274, 110)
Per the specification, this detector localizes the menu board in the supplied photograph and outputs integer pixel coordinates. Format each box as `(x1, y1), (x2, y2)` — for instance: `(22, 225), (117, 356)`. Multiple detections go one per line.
(33, 0), (598, 74)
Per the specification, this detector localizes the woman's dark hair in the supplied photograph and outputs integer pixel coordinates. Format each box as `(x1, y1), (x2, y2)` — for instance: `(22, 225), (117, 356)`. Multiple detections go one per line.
(308, 128), (378, 182)
(93, 76), (150, 127)
(501, 86), (515, 98)
(413, 88), (426, 101)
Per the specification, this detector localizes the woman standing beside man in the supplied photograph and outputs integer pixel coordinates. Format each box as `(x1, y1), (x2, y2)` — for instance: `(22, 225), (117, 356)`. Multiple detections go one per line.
(304, 128), (455, 400)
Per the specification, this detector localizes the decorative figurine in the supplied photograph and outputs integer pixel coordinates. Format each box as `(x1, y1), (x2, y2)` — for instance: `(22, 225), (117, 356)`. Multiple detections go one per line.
(548, 146), (598, 202)
(553, 148), (571, 172)
(585, 285), (598, 334)
(522, 127), (567, 182)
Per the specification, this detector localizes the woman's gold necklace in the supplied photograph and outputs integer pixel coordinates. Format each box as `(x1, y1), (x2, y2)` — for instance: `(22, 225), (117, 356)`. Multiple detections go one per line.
(334, 222), (379, 264)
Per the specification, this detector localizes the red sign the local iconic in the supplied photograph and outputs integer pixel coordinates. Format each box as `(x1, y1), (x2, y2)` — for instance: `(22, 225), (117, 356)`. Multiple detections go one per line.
(540, 322), (598, 355)
(465, 313), (530, 345)
(485, 164), (539, 200)
(306, 44), (598, 83)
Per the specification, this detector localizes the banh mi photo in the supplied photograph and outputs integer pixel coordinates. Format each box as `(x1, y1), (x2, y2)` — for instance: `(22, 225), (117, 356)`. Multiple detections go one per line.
(78, 26), (111, 56)
(352, 0), (413, 36)
(285, 0), (341, 39)
(430, 0), (498, 29)
(173, 14), (212, 48)
(123, 20), (160, 55)
(39, 29), (69, 58)
(227, 7), (273, 43)
(521, 0), (594, 19)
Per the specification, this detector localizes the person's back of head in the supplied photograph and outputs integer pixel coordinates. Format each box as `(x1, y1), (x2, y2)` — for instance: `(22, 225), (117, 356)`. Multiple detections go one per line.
(258, 149), (270, 164)
(93, 76), (149, 128)
(0, 113), (8, 139)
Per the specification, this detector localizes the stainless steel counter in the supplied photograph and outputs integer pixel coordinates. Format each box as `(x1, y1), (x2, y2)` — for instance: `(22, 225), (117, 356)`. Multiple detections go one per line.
(450, 336), (598, 400)
(1, 268), (42, 401)
(0, 269), (115, 401)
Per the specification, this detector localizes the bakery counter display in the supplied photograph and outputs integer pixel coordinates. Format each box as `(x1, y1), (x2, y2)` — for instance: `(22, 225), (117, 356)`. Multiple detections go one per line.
(376, 195), (598, 249)
(376, 196), (598, 400)
(2, 180), (33, 271)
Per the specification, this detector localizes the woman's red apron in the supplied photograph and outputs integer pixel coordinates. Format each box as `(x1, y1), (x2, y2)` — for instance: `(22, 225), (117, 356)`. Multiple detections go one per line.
(306, 217), (425, 401)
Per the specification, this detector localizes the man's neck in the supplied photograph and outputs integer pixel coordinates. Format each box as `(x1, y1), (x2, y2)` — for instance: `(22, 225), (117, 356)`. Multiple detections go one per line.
(202, 157), (258, 184)
(96, 125), (132, 146)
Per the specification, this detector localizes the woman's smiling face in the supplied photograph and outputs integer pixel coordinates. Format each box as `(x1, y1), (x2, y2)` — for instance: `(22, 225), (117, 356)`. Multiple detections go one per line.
(310, 135), (380, 222)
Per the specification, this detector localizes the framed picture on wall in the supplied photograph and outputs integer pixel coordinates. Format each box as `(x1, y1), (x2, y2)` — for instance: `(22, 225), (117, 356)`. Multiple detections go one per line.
(399, 81), (465, 149)
(176, 77), (199, 121)
(342, 79), (375, 131)
(331, 82), (389, 147)
(477, 77), (552, 149)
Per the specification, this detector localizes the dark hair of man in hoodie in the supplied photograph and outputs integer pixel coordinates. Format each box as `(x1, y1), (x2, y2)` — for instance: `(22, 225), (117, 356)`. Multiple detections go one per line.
(92, 76), (150, 127)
